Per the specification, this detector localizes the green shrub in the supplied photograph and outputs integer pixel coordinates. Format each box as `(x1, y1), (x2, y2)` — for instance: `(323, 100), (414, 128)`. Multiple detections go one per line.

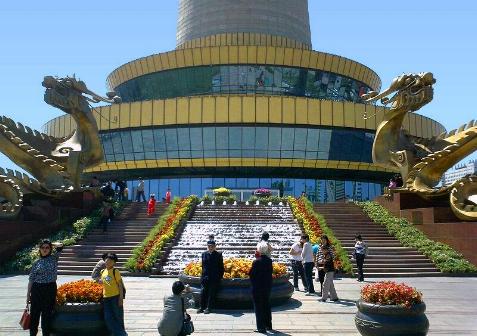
(357, 201), (477, 273)
(213, 195), (236, 204)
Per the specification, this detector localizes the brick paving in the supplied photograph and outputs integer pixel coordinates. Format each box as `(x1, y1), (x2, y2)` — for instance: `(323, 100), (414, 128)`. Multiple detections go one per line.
(1, 275), (476, 335)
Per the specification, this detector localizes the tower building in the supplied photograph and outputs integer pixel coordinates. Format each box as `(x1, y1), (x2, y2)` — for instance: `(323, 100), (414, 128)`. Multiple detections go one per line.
(43, 0), (445, 200)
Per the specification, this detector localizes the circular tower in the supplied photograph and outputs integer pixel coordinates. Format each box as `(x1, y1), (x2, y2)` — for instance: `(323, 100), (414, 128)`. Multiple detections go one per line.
(176, 0), (311, 48)
(43, 0), (445, 202)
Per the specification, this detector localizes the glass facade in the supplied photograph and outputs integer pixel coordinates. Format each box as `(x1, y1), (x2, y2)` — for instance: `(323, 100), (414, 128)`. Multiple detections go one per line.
(115, 65), (370, 103)
(100, 126), (375, 163)
(125, 177), (384, 203)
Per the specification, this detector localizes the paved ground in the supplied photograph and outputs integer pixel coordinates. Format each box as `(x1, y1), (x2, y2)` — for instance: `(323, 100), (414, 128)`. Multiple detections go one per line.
(1, 275), (476, 335)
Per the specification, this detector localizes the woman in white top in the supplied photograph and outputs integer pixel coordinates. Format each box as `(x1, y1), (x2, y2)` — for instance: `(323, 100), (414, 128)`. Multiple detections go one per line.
(353, 234), (368, 282)
(300, 234), (315, 295)
(256, 232), (273, 258)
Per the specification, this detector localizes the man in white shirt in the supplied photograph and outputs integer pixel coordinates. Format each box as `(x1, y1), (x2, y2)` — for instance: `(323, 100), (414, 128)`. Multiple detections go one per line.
(136, 179), (146, 202)
(289, 239), (307, 291)
(300, 234), (315, 295)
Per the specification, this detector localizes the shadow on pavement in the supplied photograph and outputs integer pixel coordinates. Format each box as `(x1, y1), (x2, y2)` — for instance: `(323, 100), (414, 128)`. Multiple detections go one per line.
(332, 298), (356, 307)
(272, 298), (302, 311)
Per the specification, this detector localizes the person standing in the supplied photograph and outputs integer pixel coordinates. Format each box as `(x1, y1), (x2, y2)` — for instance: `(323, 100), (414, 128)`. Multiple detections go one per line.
(147, 194), (156, 216)
(300, 234), (315, 295)
(136, 179), (146, 202)
(101, 181), (115, 199)
(353, 235), (368, 282)
(317, 236), (339, 302)
(256, 231), (273, 258)
(91, 253), (108, 282)
(101, 200), (114, 232)
(100, 253), (127, 336)
(198, 240), (224, 314)
(157, 281), (193, 336)
(26, 239), (63, 336)
(165, 188), (172, 204)
(289, 239), (307, 291)
(249, 244), (273, 334)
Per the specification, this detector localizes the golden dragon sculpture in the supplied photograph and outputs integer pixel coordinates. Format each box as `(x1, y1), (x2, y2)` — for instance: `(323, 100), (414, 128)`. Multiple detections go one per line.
(362, 72), (477, 221)
(0, 76), (120, 218)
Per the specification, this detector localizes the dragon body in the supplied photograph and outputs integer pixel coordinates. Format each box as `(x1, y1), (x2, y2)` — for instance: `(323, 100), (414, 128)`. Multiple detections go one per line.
(0, 76), (120, 218)
(363, 72), (477, 221)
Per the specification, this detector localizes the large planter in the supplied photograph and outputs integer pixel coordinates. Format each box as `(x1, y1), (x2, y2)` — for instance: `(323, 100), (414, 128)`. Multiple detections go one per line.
(355, 300), (429, 336)
(51, 302), (108, 336)
(179, 273), (294, 309)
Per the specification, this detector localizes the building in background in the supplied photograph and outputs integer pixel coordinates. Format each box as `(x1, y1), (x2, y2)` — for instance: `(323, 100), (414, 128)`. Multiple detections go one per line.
(442, 160), (477, 186)
(43, 0), (445, 201)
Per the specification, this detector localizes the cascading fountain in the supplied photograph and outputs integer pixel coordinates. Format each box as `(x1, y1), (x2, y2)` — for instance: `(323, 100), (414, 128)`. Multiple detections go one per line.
(161, 204), (302, 275)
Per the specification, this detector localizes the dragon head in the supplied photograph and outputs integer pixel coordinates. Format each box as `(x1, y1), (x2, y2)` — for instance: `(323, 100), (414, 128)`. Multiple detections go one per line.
(42, 76), (121, 114)
(362, 72), (435, 113)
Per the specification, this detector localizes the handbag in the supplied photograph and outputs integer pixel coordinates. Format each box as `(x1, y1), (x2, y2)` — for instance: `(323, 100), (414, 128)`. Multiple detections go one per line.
(19, 304), (30, 330)
(181, 298), (194, 335)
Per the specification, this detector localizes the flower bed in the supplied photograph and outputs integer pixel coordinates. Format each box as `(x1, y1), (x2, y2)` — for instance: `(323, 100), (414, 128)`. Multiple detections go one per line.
(125, 196), (198, 272)
(213, 187), (231, 196)
(357, 201), (477, 273)
(355, 281), (429, 336)
(288, 197), (353, 274)
(0, 200), (124, 274)
(53, 279), (108, 335)
(56, 279), (103, 305)
(254, 188), (272, 197)
(184, 258), (287, 279)
(361, 281), (422, 308)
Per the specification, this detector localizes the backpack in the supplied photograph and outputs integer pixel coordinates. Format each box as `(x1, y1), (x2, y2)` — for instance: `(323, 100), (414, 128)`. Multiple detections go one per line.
(113, 268), (126, 298)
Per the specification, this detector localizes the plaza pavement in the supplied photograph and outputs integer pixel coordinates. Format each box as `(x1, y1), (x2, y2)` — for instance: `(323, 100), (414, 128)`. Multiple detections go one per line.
(0, 275), (476, 336)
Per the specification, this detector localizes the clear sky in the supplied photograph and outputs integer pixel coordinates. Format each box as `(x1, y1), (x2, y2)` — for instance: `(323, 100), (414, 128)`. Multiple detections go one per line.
(0, 0), (475, 172)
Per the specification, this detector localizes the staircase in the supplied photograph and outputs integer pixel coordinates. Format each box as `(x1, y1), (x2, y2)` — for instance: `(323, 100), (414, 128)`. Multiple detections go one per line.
(57, 202), (169, 275)
(160, 204), (301, 275)
(313, 203), (441, 277)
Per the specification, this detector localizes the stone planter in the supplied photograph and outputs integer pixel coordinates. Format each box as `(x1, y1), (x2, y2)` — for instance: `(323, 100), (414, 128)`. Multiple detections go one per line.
(179, 273), (294, 309)
(51, 302), (108, 336)
(355, 300), (429, 336)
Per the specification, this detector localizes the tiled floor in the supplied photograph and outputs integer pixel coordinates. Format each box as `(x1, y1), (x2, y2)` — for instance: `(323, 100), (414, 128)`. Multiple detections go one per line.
(1, 275), (476, 335)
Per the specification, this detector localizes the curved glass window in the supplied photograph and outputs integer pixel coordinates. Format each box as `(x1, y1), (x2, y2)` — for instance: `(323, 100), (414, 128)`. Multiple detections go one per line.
(100, 126), (374, 163)
(122, 177), (384, 203)
(115, 65), (371, 103)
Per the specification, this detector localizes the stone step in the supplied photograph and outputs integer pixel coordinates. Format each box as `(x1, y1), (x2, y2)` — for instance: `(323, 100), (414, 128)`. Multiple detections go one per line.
(351, 263), (437, 268)
(355, 266), (439, 273)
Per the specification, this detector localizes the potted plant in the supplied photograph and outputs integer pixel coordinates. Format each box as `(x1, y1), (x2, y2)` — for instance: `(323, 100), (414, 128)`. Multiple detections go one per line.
(254, 188), (272, 197)
(355, 281), (429, 336)
(213, 187), (231, 196)
(52, 279), (108, 336)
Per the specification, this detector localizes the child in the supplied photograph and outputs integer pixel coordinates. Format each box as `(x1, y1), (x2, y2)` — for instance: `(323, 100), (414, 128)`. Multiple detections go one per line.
(100, 253), (127, 335)
(147, 194), (156, 216)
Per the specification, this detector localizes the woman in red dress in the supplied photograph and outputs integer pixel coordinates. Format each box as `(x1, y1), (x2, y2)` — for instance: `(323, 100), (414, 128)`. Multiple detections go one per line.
(165, 188), (171, 204)
(147, 194), (156, 216)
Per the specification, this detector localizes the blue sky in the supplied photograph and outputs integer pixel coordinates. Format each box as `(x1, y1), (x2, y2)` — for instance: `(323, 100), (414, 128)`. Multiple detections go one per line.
(0, 0), (475, 171)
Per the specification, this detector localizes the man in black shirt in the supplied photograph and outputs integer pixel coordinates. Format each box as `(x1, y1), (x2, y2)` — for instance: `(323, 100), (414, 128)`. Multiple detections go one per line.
(250, 244), (273, 333)
(198, 240), (224, 314)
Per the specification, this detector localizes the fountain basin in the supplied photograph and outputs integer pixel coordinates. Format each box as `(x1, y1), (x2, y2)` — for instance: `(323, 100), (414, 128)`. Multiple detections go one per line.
(178, 273), (294, 309)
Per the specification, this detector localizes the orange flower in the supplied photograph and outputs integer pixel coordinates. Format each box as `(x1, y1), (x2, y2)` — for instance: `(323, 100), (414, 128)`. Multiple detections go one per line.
(184, 258), (287, 279)
(56, 279), (103, 305)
